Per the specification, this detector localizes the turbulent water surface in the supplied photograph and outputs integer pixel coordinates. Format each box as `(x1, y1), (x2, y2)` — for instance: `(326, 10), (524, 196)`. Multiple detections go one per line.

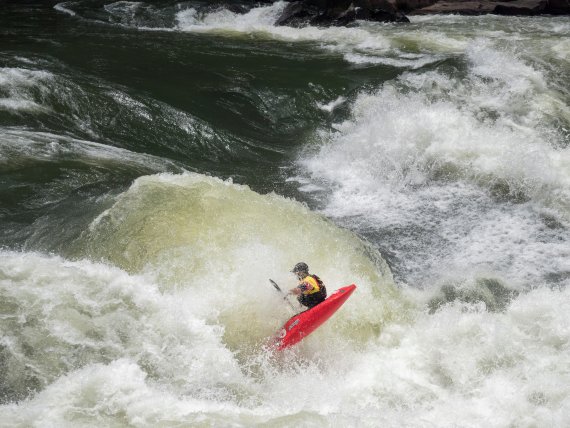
(1, 1), (569, 426)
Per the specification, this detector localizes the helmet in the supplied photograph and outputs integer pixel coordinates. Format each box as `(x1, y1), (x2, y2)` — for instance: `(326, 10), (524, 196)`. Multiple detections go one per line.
(291, 262), (309, 273)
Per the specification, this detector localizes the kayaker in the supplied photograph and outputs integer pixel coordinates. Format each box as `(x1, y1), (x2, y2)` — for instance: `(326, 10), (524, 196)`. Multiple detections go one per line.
(287, 262), (327, 309)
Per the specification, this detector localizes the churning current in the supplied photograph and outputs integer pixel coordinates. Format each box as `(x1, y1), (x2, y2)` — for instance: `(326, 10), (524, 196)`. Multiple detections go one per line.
(0, 2), (569, 427)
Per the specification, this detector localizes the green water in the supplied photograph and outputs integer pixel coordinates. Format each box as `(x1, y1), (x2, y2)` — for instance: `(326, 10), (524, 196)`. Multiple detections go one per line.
(0, 1), (408, 252)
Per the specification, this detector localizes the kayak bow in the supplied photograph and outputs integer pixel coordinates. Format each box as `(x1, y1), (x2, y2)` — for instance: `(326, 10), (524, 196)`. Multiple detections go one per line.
(272, 284), (356, 350)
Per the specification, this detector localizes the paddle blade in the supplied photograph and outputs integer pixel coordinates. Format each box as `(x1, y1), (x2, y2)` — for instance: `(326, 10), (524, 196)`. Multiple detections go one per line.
(269, 279), (282, 293)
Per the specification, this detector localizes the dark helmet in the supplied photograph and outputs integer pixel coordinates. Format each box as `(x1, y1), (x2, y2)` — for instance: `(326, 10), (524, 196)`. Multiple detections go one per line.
(291, 262), (309, 274)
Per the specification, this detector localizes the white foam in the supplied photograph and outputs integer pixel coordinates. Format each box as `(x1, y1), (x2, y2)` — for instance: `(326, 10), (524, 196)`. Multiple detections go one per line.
(108, 90), (153, 121)
(0, 68), (53, 112)
(53, 2), (76, 17)
(0, 128), (180, 171)
(297, 35), (570, 287)
(0, 251), (247, 410)
(0, 99), (44, 111)
(552, 39), (570, 62)
(104, 1), (147, 27)
(174, 2), (398, 62)
(1, 250), (569, 426)
(176, 3), (283, 31)
(316, 96), (346, 113)
(369, 286), (570, 426)
(343, 52), (443, 68)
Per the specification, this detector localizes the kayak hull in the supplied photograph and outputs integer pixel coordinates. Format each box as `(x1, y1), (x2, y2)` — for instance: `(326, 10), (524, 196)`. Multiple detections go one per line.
(273, 284), (356, 350)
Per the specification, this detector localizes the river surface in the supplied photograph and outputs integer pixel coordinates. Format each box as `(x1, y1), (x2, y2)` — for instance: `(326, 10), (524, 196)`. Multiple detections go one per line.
(1, 1), (569, 426)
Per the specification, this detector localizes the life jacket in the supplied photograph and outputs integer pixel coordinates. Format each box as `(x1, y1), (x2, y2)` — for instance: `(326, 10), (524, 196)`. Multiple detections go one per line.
(300, 274), (324, 295)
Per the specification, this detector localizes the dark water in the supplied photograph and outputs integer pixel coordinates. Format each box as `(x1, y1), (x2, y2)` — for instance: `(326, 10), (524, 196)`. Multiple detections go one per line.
(0, 1), (408, 253)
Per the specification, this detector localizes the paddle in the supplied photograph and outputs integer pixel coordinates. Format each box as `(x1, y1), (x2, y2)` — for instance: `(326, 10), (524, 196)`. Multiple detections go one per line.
(269, 279), (297, 311)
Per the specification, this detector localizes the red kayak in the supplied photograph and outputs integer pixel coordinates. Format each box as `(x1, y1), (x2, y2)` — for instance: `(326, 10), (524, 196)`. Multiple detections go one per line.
(272, 284), (356, 350)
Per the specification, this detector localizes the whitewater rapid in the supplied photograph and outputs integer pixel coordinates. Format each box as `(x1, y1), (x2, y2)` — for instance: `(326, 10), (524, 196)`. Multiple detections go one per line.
(2, 247), (569, 426)
(1, 1), (569, 426)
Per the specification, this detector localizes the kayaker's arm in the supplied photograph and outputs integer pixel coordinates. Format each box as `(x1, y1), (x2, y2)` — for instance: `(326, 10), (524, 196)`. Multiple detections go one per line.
(288, 280), (313, 296)
(288, 286), (302, 296)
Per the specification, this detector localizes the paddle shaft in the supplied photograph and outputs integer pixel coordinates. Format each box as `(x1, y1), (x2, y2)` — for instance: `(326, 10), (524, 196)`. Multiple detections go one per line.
(269, 279), (297, 311)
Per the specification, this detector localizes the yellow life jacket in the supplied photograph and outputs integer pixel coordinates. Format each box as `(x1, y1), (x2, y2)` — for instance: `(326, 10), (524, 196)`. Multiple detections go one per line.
(300, 275), (320, 295)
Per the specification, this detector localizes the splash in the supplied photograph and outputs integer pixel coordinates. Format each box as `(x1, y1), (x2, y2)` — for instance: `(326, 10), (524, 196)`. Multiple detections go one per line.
(79, 172), (401, 348)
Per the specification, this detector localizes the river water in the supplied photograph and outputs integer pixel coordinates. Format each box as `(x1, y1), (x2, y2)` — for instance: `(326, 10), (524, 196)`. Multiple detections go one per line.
(1, 1), (569, 426)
